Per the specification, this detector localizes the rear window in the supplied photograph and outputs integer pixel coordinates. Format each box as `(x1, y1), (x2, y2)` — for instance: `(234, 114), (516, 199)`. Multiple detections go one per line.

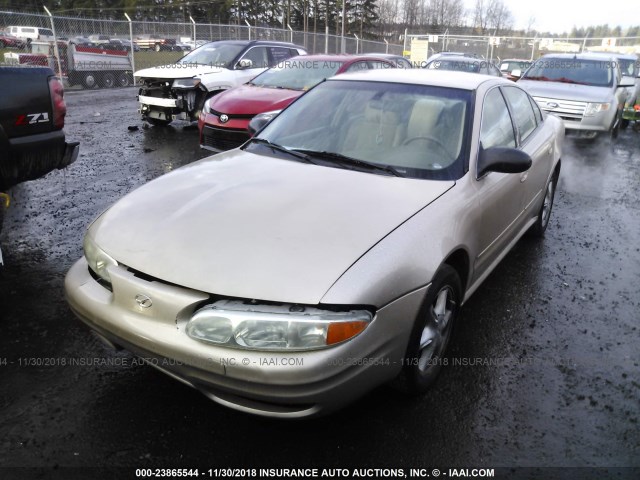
(428, 59), (480, 73)
(39, 29), (53, 36)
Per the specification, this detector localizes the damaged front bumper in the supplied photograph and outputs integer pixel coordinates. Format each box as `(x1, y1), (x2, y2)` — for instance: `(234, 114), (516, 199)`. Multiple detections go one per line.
(138, 81), (206, 122)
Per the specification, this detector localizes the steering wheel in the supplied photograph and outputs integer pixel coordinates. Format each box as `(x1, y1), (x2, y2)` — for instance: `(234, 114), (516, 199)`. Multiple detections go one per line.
(402, 136), (454, 162)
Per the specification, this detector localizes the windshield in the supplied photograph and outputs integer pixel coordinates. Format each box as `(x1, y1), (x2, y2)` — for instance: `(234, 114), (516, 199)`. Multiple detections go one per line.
(523, 58), (613, 87)
(178, 43), (245, 67)
(248, 80), (471, 180)
(250, 59), (344, 90)
(427, 59), (480, 73)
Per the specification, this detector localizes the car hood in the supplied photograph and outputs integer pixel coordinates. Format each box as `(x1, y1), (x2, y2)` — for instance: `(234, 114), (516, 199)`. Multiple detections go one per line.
(91, 150), (454, 304)
(517, 79), (613, 103)
(210, 84), (303, 115)
(134, 64), (225, 80)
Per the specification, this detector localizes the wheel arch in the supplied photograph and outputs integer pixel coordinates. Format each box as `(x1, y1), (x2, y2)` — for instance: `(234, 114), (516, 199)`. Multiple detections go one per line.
(442, 248), (471, 297)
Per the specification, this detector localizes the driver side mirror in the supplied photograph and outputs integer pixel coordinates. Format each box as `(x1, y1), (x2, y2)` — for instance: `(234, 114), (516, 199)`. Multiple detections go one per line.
(510, 69), (522, 79)
(236, 58), (253, 69)
(477, 147), (532, 178)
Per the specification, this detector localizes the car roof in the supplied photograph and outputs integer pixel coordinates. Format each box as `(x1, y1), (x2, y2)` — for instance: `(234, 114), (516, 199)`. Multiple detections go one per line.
(538, 52), (618, 61)
(285, 53), (393, 65)
(286, 54), (374, 62)
(205, 40), (301, 47)
(429, 55), (483, 64)
(583, 51), (638, 61)
(328, 68), (509, 90)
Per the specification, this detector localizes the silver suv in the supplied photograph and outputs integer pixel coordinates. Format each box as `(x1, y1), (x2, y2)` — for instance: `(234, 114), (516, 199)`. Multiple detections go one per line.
(516, 53), (634, 139)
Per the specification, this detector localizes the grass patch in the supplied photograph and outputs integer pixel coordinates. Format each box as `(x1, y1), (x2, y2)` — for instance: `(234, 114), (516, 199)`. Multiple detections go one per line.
(133, 50), (184, 71)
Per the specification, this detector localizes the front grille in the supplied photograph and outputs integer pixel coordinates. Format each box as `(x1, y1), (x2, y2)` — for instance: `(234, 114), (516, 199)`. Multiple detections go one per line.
(202, 125), (249, 151)
(532, 96), (587, 121)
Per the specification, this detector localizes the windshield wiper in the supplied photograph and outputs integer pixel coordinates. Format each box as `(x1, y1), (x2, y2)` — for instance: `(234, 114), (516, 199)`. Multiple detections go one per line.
(248, 138), (318, 164)
(555, 77), (587, 85)
(293, 149), (403, 177)
(523, 75), (551, 82)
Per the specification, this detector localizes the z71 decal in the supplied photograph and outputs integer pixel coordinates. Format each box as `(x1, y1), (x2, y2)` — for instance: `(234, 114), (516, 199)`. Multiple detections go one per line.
(15, 112), (50, 126)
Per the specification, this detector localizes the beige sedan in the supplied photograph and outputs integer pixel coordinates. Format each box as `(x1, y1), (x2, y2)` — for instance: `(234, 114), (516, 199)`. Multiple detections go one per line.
(65, 70), (564, 418)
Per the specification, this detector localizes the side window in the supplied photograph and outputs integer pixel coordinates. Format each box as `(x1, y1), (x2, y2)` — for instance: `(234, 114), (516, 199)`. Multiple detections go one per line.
(490, 65), (501, 76)
(502, 87), (537, 143)
(480, 88), (516, 150)
(240, 47), (268, 68)
(269, 47), (293, 66)
(479, 64), (489, 75)
(529, 96), (543, 124)
(345, 61), (368, 73)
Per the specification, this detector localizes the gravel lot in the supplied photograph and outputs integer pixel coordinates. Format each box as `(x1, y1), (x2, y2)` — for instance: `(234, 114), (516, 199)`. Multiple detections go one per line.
(0, 87), (639, 479)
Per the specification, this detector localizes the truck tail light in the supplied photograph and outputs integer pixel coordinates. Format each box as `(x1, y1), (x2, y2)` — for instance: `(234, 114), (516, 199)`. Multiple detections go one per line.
(49, 76), (67, 130)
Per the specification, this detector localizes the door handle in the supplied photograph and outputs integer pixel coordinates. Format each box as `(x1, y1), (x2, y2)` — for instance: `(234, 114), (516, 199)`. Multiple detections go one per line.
(520, 172), (528, 183)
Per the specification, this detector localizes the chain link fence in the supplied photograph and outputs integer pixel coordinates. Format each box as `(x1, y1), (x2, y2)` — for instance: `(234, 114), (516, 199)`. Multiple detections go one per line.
(3, 9), (640, 90)
(1, 9), (403, 91)
(404, 32), (640, 65)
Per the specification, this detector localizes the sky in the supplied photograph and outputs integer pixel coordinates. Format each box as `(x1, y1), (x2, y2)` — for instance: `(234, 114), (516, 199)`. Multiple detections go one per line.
(466, 0), (637, 34)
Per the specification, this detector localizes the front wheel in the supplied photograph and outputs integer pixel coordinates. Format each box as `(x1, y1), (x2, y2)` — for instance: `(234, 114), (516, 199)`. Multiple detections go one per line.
(529, 167), (559, 237)
(154, 43), (161, 52)
(397, 265), (461, 394)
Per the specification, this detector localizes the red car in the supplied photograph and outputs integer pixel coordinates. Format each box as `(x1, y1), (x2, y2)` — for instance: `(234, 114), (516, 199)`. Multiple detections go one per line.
(0, 31), (26, 49)
(198, 54), (395, 152)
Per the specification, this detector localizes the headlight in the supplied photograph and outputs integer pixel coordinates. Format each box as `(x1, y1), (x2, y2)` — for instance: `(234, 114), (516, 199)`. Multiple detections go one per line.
(202, 97), (212, 114)
(247, 110), (281, 136)
(172, 78), (201, 89)
(186, 300), (372, 351)
(584, 102), (611, 117)
(83, 233), (118, 283)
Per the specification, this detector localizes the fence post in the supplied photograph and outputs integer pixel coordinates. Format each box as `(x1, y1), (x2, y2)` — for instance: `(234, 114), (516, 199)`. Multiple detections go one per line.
(190, 16), (196, 44)
(288, 24), (293, 44)
(384, 39), (389, 54)
(403, 28), (408, 55)
(43, 6), (62, 80)
(245, 20), (251, 41)
(325, 26), (329, 54)
(124, 13), (136, 76)
(354, 33), (359, 54)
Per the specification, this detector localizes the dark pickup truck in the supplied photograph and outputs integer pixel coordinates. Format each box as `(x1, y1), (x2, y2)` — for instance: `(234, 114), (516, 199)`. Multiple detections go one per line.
(0, 65), (79, 260)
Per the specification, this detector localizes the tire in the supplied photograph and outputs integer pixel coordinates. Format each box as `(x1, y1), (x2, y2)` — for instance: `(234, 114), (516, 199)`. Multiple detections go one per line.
(610, 111), (621, 140)
(621, 118), (629, 130)
(154, 43), (161, 52)
(82, 72), (98, 89)
(529, 166), (559, 237)
(145, 117), (172, 127)
(397, 265), (462, 394)
(117, 72), (131, 87)
(101, 72), (116, 88)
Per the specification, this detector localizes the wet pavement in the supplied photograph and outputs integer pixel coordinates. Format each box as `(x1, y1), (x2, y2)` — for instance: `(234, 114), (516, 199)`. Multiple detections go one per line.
(0, 88), (639, 479)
